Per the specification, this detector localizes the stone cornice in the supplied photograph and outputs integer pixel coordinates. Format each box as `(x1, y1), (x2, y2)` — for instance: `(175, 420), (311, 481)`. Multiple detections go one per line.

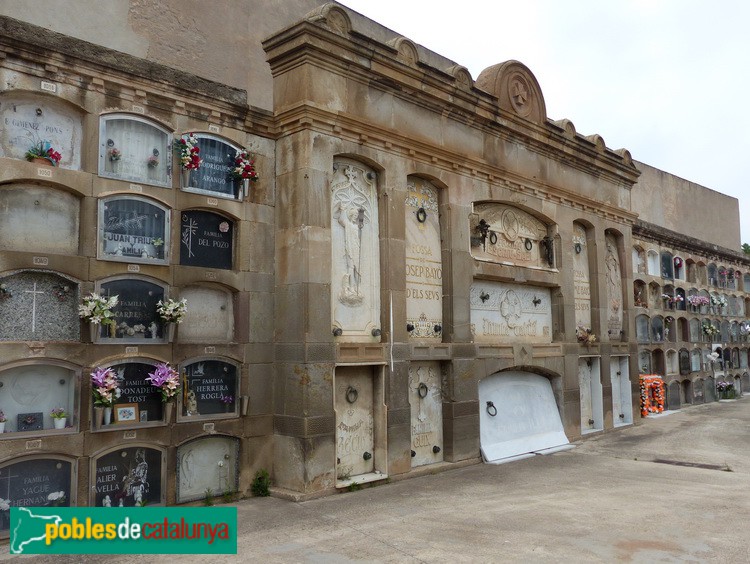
(263, 18), (640, 188)
(275, 103), (638, 227)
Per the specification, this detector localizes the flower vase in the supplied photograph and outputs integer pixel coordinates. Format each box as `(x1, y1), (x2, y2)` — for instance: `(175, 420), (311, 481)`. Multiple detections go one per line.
(164, 402), (173, 423)
(166, 322), (176, 342)
(110, 160), (119, 175)
(94, 406), (104, 429)
(242, 178), (250, 199)
(241, 395), (249, 416)
(89, 322), (100, 343)
(103, 407), (112, 426)
(31, 156), (52, 167)
(0, 421), (5, 433)
(53, 418), (67, 430)
(181, 169), (191, 189)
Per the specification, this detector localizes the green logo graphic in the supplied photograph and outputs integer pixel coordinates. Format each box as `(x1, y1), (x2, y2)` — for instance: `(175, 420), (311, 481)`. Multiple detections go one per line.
(10, 507), (237, 554)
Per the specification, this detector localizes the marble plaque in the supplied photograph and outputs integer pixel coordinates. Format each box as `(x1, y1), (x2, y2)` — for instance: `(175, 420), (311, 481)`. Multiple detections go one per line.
(99, 115), (170, 186)
(405, 178), (442, 341)
(0, 272), (80, 341)
(408, 361), (443, 467)
(470, 281), (552, 343)
(470, 203), (548, 268)
(335, 366), (374, 479)
(478, 371), (568, 463)
(331, 159), (381, 339)
(93, 447), (162, 507)
(180, 211), (233, 270)
(176, 437), (239, 502)
(180, 361), (237, 417)
(0, 185), (79, 255)
(604, 234), (623, 339)
(184, 137), (237, 198)
(0, 95), (83, 169)
(0, 458), (72, 532)
(113, 363), (164, 422)
(572, 223), (591, 329)
(98, 279), (165, 342)
(99, 197), (168, 264)
(176, 286), (233, 342)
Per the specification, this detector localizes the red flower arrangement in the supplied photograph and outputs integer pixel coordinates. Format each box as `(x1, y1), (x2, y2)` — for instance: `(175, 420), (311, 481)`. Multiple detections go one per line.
(173, 133), (202, 170)
(25, 141), (62, 166)
(639, 375), (665, 417)
(229, 149), (259, 182)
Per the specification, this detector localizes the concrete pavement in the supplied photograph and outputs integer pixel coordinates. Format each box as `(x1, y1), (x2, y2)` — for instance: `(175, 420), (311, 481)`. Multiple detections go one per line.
(4, 398), (750, 562)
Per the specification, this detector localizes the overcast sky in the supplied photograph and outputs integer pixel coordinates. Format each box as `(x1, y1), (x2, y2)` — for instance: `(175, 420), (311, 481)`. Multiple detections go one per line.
(342, 0), (750, 246)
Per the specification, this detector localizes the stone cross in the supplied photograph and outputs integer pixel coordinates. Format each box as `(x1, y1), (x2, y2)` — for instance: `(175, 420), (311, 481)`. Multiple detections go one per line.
(24, 282), (45, 333)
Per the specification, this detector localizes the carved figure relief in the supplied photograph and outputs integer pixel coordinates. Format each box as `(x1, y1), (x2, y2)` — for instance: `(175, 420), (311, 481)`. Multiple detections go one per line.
(331, 159), (380, 338)
(605, 234), (624, 339)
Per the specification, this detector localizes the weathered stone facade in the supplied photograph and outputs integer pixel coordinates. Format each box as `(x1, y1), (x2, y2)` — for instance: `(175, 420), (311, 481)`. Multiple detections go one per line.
(0, 2), (746, 517)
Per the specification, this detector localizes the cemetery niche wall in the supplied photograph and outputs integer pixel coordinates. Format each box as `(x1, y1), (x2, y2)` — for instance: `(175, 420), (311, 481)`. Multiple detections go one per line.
(1, 1), (748, 502)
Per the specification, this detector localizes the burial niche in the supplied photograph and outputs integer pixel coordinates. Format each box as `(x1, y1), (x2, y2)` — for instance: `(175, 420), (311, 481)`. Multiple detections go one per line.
(478, 371), (569, 463)
(0, 185), (79, 255)
(405, 177), (442, 340)
(604, 233), (623, 340)
(0, 93), (83, 170)
(180, 210), (233, 270)
(331, 159), (380, 339)
(99, 196), (169, 264)
(96, 278), (167, 342)
(0, 364), (76, 434)
(179, 360), (238, 419)
(0, 271), (79, 341)
(176, 286), (234, 343)
(0, 456), (73, 535)
(181, 135), (239, 199)
(573, 223), (591, 332)
(470, 203), (551, 268)
(469, 281), (552, 344)
(108, 362), (165, 424)
(99, 114), (171, 187)
(92, 446), (163, 507)
(408, 361), (443, 467)
(176, 436), (239, 503)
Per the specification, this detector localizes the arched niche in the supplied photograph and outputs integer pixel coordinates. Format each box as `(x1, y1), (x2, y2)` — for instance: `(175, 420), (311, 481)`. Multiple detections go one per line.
(647, 250), (659, 276)
(99, 113), (172, 187)
(177, 358), (240, 420)
(0, 92), (84, 170)
(180, 134), (242, 200)
(0, 455), (76, 534)
(176, 435), (240, 503)
(470, 203), (552, 270)
(93, 277), (169, 343)
(177, 285), (234, 343)
(98, 195), (170, 265)
(0, 362), (78, 434)
(632, 246), (646, 274)
(660, 251), (674, 279)
(0, 184), (80, 254)
(90, 444), (165, 507)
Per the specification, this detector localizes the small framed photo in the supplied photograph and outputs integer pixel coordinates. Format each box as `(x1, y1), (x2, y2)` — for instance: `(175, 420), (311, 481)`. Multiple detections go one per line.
(139, 410), (148, 422)
(114, 403), (139, 423)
